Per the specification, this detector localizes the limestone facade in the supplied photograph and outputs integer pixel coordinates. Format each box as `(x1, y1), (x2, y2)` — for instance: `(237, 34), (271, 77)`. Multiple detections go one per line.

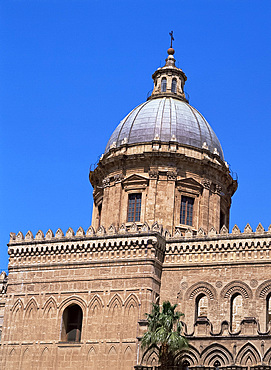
(1, 224), (271, 369)
(0, 47), (270, 370)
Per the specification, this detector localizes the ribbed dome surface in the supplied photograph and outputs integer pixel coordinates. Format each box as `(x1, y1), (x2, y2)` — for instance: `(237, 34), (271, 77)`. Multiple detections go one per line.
(105, 97), (224, 159)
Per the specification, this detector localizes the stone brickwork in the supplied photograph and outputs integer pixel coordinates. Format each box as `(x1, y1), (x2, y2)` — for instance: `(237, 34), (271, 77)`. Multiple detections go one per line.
(90, 145), (236, 236)
(1, 226), (165, 369)
(1, 223), (271, 369)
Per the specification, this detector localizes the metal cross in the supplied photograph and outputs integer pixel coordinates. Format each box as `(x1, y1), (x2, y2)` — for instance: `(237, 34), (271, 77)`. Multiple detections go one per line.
(169, 31), (174, 48)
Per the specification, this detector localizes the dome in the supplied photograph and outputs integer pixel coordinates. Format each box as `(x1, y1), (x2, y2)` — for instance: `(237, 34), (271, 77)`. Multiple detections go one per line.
(104, 97), (224, 159)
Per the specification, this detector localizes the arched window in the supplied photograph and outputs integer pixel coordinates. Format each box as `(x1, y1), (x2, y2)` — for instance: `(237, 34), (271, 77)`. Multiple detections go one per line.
(171, 78), (177, 93)
(195, 294), (208, 319)
(214, 360), (221, 370)
(61, 304), (83, 342)
(161, 78), (167, 92)
(267, 294), (271, 329)
(230, 293), (243, 332)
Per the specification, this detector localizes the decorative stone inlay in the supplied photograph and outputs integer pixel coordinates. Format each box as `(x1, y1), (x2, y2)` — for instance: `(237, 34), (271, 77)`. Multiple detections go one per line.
(250, 279), (258, 288)
(216, 281), (223, 288)
(181, 282), (188, 290)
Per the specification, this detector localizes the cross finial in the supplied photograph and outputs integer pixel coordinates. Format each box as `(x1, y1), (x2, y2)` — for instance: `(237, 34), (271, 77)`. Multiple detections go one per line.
(169, 31), (174, 48)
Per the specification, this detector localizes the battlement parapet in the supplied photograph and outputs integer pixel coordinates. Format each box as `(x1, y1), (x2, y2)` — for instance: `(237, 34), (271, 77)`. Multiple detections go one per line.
(7, 223), (166, 268)
(8, 221), (163, 246)
(165, 224), (271, 266)
(171, 223), (271, 240)
(9, 222), (271, 246)
(8, 222), (271, 267)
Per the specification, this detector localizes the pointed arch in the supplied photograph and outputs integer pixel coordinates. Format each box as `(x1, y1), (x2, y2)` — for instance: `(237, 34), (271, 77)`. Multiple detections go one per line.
(59, 295), (87, 314)
(108, 345), (117, 355)
(263, 347), (271, 365)
(174, 344), (200, 366)
(89, 294), (104, 312)
(10, 299), (24, 341)
(6, 348), (18, 370)
(141, 344), (159, 366)
(124, 293), (139, 319)
(108, 293), (123, 311)
(201, 343), (233, 366)
(235, 342), (261, 365)
(107, 294), (123, 340)
(40, 347), (49, 357)
(21, 347), (33, 370)
(39, 347), (53, 369)
(108, 345), (118, 369)
(43, 296), (57, 314)
(124, 345), (134, 368)
(124, 345), (132, 357)
(124, 293), (140, 309)
(87, 346), (98, 368)
(88, 295), (104, 341)
(11, 298), (24, 314)
(123, 294), (139, 340)
(42, 296), (57, 340)
(24, 297), (38, 319)
(23, 298), (39, 341)
(61, 303), (83, 342)
(87, 346), (96, 358)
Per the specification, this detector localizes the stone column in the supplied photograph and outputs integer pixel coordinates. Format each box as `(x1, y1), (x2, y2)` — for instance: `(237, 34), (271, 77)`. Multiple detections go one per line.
(145, 170), (158, 225)
(199, 179), (211, 232)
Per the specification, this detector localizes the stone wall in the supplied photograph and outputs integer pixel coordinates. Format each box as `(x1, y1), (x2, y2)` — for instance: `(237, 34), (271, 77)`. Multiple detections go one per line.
(1, 222), (271, 369)
(1, 226), (164, 369)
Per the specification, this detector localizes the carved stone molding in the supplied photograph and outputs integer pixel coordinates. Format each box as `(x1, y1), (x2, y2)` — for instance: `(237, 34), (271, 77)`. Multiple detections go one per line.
(149, 170), (159, 179)
(167, 171), (177, 180)
(114, 173), (124, 183)
(102, 177), (110, 187)
(215, 184), (222, 194)
(202, 179), (211, 189)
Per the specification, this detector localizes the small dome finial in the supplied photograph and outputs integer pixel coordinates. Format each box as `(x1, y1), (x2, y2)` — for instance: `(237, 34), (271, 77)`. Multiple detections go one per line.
(168, 31), (175, 55)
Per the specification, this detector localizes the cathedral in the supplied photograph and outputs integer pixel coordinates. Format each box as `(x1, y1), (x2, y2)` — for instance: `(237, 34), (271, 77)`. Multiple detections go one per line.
(0, 44), (271, 370)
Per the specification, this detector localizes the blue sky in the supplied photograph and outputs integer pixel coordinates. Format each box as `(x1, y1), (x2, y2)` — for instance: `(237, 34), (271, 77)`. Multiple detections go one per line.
(1, 0), (271, 272)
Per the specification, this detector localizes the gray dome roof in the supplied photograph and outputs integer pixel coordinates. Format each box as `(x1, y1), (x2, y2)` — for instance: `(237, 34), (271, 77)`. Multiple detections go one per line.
(105, 97), (224, 159)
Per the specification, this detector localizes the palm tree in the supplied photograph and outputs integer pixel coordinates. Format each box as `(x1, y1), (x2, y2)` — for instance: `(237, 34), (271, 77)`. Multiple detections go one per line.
(141, 301), (188, 370)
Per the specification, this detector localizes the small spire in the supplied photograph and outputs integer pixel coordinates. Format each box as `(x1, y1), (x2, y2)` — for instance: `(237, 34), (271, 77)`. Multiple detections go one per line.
(148, 34), (188, 103)
(169, 31), (174, 48)
(168, 31), (175, 56)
